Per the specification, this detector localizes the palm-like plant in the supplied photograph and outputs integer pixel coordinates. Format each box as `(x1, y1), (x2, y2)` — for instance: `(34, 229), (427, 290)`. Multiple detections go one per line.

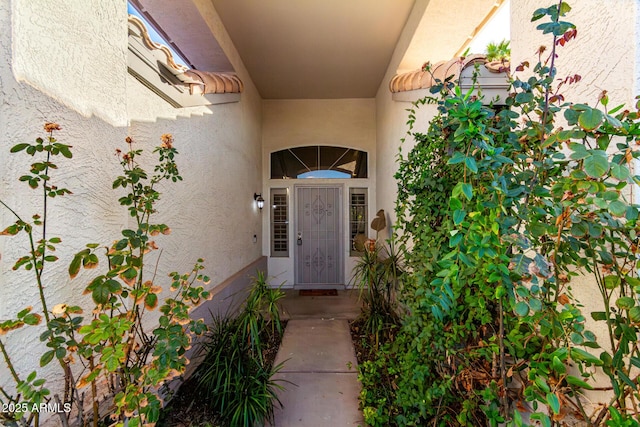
(485, 39), (510, 62)
(350, 239), (403, 348)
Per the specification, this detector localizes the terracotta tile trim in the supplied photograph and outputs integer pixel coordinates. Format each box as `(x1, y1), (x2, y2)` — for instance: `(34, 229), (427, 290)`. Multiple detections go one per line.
(128, 15), (243, 95)
(389, 54), (509, 93)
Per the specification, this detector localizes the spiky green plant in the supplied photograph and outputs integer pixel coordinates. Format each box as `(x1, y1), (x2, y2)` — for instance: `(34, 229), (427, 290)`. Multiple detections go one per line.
(195, 273), (286, 427)
(485, 39), (510, 62)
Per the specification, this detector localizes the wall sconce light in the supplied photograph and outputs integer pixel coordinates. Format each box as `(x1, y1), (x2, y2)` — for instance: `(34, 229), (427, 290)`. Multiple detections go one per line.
(254, 193), (264, 210)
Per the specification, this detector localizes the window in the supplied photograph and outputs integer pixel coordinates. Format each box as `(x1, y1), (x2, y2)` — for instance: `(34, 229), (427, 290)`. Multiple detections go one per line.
(271, 189), (289, 257)
(271, 146), (368, 179)
(127, 2), (191, 68)
(349, 188), (368, 256)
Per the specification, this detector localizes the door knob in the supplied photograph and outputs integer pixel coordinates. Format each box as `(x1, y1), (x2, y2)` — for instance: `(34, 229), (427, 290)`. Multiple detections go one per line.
(297, 232), (303, 246)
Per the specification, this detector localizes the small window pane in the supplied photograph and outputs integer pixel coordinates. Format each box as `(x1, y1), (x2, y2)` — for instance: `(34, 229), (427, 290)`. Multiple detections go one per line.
(298, 170), (351, 179)
(350, 188), (368, 256)
(271, 189), (289, 257)
(128, 2), (190, 67)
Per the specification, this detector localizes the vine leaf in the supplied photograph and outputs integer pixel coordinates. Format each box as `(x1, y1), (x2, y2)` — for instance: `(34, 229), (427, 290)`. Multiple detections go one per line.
(578, 108), (604, 131)
(515, 301), (529, 317)
(10, 143), (30, 153)
(616, 369), (638, 391)
(453, 209), (466, 225)
(615, 296), (635, 310)
(546, 392), (560, 414)
(583, 152), (609, 178)
(566, 375), (593, 390)
(69, 249), (90, 279)
(629, 307), (640, 322)
(461, 183), (473, 201)
(604, 275), (621, 290)
(610, 163), (630, 180)
(608, 200), (627, 217)
(552, 356), (566, 374)
(591, 311), (608, 321)
(464, 156), (478, 173)
(40, 350), (55, 367)
(570, 348), (603, 366)
(568, 142), (589, 160)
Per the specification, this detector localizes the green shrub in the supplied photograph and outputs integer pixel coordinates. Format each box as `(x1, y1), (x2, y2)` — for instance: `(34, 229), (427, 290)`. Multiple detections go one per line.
(358, 2), (640, 426)
(195, 273), (286, 427)
(357, 339), (401, 426)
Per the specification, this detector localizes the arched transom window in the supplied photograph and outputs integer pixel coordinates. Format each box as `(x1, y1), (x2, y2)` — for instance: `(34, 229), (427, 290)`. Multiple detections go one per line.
(270, 146), (368, 179)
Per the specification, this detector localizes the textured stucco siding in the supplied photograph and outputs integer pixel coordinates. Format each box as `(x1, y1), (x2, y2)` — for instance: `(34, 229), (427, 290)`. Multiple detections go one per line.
(11, 0), (128, 127)
(374, 0), (436, 240)
(0, 0), (263, 422)
(126, 75), (263, 289)
(262, 99), (376, 154)
(512, 0), (637, 109)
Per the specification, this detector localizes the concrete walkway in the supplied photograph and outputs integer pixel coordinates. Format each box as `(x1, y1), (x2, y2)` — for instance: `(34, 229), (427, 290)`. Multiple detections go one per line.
(271, 290), (364, 427)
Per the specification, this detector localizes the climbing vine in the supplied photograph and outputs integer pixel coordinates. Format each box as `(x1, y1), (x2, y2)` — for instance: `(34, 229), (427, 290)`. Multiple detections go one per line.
(359, 2), (640, 426)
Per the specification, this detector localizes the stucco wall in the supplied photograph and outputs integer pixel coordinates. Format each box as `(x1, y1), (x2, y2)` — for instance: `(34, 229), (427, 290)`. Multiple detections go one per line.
(11, 0), (128, 127)
(262, 99), (376, 287)
(262, 99), (376, 154)
(0, 0), (263, 422)
(127, 78), (263, 288)
(375, 91), (435, 241)
(512, 0), (637, 110)
(374, 0), (436, 239)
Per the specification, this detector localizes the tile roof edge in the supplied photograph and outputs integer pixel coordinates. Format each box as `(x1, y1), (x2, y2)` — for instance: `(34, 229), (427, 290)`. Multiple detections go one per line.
(128, 15), (243, 95)
(389, 55), (510, 93)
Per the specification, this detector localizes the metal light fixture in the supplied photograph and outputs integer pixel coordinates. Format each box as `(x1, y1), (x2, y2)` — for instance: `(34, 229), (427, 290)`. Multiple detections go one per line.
(254, 193), (264, 210)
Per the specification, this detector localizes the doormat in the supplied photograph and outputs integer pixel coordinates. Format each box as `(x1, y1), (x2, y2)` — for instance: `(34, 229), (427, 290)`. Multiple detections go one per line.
(299, 289), (338, 296)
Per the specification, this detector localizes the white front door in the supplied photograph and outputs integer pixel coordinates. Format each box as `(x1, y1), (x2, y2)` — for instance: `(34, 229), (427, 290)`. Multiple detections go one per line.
(295, 186), (343, 286)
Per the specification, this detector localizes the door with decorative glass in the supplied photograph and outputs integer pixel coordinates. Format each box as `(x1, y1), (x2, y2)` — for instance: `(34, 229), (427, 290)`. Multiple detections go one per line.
(295, 186), (343, 286)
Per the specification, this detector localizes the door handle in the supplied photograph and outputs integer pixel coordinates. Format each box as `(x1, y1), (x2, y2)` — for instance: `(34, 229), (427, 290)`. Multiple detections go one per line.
(297, 232), (303, 246)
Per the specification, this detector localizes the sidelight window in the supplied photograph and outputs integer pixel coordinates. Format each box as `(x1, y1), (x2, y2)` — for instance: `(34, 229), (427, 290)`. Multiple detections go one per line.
(271, 189), (289, 257)
(349, 188), (368, 256)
